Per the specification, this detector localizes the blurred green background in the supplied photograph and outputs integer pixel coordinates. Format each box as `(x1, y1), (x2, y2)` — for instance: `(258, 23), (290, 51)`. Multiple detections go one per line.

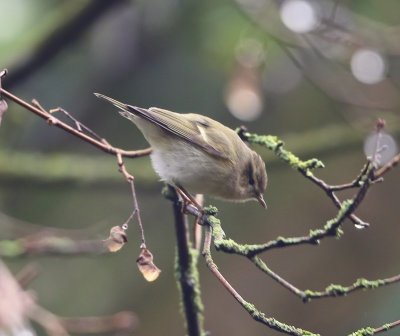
(1, 0), (400, 335)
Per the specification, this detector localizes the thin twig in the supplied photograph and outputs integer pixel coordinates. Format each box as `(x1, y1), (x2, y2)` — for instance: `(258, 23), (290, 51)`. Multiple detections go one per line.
(3, 67), (399, 335)
(328, 162), (370, 191)
(0, 86), (152, 158)
(29, 305), (70, 336)
(116, 152), (146, 246)
(374, 153), (400, 178)
(251, 256), (306, 299)
(50, 107), (105, 142)
(130, 179), (146, 247)
(208, 164), (376, 297)
(373, 320), (400, 334)
(202, 226), (246, 304)
(1, 82), (151, 251)
(2, 77), (152, 276)
(252, 255), (400, 302)
(31, 306), (138, 335)
(32, 103), (105, 143)
(200, 206), (400, 335)
(299, 168), (369, 228)
(15, 264), (39, 288)
(243, 131), (370, 228)
(202, 225), (317, 336)
(0, 235), (110, 257)
(348, 319), (400, 336)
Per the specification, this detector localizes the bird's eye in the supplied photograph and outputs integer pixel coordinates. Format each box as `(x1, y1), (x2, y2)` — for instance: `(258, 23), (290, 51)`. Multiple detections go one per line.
(246, 162), (255, 186)
(248, 175), (255, 186)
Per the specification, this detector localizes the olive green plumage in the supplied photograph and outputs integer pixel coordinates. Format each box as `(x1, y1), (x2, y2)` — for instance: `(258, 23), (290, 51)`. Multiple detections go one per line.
(95, 93), (267, 207)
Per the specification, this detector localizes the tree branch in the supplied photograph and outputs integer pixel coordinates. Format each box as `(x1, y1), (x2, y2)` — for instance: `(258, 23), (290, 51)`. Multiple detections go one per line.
(60, 311), (138, 334)
(167, 186), (205, 336)
(0, 225), (129, 257)
(202, 223), (317, 336)
(0, 86), (151, 158)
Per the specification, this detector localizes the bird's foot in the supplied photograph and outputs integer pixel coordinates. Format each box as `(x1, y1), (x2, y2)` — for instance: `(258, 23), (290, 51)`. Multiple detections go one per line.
(175, 186), (204, 219)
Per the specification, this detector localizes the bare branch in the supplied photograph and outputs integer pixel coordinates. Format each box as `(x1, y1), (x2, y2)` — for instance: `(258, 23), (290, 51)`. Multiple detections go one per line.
(0, 234), (109, 257)
(3, 68), (399, 335)
(0, 85), (152, 159)
(0, 252), (138, 335)
(29, 305), (70, 336)
(15, 264), (39, 288)
(374, 153), (400, 178)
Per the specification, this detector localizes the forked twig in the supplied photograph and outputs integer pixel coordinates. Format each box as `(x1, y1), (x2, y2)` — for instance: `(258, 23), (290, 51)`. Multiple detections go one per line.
(186, 121), (399, 334)
(202, 224), (316, 336)
(32, 102), (105, 143)
(0, 82), (151, 159)
(0, 69), (154, 274)
(116, 151), (146, 247)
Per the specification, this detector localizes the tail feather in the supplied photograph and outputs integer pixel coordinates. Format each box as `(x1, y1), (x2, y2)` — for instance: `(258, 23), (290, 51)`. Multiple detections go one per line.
(94, 93), (129, 112)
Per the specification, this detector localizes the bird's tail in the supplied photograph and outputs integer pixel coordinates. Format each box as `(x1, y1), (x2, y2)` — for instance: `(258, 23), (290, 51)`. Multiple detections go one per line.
(94, 93), (130, 112)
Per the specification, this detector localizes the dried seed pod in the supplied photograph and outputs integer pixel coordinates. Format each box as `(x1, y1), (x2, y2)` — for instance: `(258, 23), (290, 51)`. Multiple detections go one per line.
(136, 247), (161, 282)
(103, 226), (128, 252)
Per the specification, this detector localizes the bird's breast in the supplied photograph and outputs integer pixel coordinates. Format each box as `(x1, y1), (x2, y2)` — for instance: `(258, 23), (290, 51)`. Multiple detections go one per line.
(150, 142), (236, 197)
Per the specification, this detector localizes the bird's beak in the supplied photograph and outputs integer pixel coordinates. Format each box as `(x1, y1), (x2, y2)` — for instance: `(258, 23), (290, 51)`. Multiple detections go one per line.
(256, 194), (267, 209)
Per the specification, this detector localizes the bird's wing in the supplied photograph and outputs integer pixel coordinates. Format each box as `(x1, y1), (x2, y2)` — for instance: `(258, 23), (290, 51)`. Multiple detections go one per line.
(133, 106), (229, 159)
(95, 93), (228, 159)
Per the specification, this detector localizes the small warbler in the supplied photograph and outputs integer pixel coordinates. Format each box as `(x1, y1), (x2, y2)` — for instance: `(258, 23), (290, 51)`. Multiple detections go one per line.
(95, 93), (267, 208)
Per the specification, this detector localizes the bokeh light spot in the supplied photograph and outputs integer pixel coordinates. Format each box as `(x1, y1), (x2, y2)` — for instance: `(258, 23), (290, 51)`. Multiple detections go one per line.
(225, 87), (263, 122)
(280, 0), (319, 33)
(364, 132), (397, 166)
(351, 49), (387, 85)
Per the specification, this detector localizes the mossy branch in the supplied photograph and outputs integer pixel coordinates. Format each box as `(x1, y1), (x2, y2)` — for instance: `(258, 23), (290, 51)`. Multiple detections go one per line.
(202, 222), (318, 336)
(349, 319), (400, 335)
(2, 73), (399, 335)
(239, 131), (324, 171)
(208, 158), (372, 257)
(167, 186), (205, 336)
(180, 123), (398, 335)
(241, 130), (370, 228)
(200, 205), (400, 335)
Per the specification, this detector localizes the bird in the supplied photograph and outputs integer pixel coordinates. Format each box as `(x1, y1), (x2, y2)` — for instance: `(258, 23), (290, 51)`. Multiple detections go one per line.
(95, 93), (267, 208)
